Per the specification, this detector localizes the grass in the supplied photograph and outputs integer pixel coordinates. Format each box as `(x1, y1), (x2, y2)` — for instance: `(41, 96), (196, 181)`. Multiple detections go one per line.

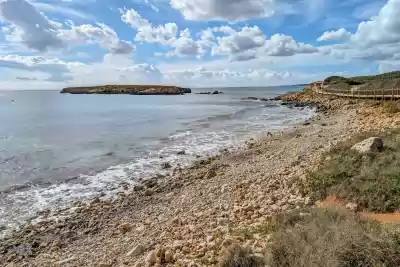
(299, 130), (400, 212)
(220, 209), (400, 267)
(382, 101), (400, 114)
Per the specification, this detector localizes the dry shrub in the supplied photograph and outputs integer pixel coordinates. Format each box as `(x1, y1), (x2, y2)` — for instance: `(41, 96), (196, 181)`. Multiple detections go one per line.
(265, 208), (400, 267)
(220, 245), (264, 267)
(302, 130), (400, 212)
(382, 101), (400, 114)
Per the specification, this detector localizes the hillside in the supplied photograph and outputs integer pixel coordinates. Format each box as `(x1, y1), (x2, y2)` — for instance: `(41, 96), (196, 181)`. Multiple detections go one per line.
(60, 85), (192, 95)
(311, 71), (400, 95)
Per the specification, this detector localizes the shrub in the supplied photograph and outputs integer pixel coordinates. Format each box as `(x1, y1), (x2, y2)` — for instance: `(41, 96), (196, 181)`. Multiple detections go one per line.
(302, 131), (400, 212)
(220, 245), (264, 267)
(382, 101), (400, 114)
(265, 208), (400, 267)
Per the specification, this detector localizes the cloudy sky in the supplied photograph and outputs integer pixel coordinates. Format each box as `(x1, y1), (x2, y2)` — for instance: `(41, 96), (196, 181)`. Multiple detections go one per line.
(0, 0), (399, 89)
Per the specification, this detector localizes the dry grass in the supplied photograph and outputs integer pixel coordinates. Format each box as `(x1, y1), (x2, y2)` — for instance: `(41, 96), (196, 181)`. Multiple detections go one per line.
(300, 130), (400, 212)
(265, 208), (400, 267)
(220, 209), (400, 267)
(220, 245), (264, 267)
(382, 101), (400, 114)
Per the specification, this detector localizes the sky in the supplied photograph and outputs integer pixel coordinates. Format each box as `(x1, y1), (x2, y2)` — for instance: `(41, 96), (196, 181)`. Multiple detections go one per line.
(0, 0), (399, 89)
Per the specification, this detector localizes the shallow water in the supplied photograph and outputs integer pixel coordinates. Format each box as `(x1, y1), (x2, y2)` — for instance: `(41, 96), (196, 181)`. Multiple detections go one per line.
(0, 86), (313, 229)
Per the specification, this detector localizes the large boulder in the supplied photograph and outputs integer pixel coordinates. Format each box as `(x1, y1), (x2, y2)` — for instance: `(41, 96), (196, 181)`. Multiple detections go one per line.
(351, 137), (383, 154)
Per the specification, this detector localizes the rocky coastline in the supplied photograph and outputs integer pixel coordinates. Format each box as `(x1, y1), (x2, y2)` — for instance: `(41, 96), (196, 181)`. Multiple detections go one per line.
(60, 85), (192, 95)
(2, 90), (400, 267)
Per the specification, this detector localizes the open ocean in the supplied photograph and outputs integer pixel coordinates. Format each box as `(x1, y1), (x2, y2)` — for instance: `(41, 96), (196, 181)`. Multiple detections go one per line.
(0, 86), (314, 230)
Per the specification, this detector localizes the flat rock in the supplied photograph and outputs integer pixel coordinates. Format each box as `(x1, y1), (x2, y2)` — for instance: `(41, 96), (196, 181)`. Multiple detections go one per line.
(351, 137), (383, 153)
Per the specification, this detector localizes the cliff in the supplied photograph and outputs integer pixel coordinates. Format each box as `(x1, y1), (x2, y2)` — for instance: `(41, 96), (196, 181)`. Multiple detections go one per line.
(60, 85), (192, 95)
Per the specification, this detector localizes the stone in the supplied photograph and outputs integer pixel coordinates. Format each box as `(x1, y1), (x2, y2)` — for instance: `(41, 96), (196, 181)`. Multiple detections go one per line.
(345, 202), (359, 212)
(145, 250), (157, 266)
(127, 245), (145, 257)
(161, 162), (172, 169)
(118, 223), (132, 234)
(164, 250), (174, 263)
(57, 257), (76, 264)
(351, 137), (383, 154)
(177, 150), (186, 155)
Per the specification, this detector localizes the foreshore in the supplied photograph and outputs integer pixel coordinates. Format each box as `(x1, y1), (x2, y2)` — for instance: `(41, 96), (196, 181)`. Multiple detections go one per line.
(2, 91), (400, 267)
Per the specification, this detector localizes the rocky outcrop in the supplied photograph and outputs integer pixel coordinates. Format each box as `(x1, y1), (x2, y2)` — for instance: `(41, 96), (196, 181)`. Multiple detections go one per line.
(196, 90), (224, 95)
(351, 137), (383, 154)
(60, 85), (192, 95)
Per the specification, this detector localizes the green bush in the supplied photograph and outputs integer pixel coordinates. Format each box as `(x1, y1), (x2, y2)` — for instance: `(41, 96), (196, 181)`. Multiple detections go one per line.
(302, 131), (400, 212)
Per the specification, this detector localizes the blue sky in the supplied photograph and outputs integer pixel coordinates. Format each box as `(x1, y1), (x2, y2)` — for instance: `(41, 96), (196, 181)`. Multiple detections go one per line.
(0, 0), (399, 89)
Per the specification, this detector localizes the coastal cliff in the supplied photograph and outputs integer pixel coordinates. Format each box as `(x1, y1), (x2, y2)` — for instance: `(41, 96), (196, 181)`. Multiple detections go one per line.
(60, 85), (192, 95)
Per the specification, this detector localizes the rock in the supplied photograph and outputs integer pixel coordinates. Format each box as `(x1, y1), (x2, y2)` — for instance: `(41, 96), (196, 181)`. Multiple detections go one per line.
(351, 137), (383, 154)
(145, 250), (157, 266)
(345, 202), (359, 212)
(212, 90), (221, 95)
(118, 223), (132, 234)
(127, 245), (145, 257)
(164, 250), (174, 263)
(57, 257), (76, 264)
(161, 162), (172, 169)
(177, 150), (186, 155)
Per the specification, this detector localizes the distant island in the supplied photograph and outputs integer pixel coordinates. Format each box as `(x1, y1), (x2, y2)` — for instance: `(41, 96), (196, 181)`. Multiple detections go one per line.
(60, 85), (192, 95)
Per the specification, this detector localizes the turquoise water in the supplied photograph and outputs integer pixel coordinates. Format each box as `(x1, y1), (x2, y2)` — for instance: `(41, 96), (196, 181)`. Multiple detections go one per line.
(0, 86), (312, 228)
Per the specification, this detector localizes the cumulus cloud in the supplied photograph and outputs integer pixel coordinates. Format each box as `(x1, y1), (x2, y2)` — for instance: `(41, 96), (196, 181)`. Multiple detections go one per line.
(164, 67), (310, 87)
(121, 8), (213, 58)
(0, 0), (64, 51)
(351, 0), (400, 46)
(265, 34), (318, 56)
(58, 23), (135, 54)
(0, 55), (72, 81)
(170, 0), (276, 21)
(317, 28), (351, 42)
(212, 26), (266, 61)
(0, 0), (134, 54)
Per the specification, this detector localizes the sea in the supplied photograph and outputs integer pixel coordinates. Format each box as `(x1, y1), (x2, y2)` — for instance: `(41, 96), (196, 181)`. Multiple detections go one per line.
(0, 86), (314, 231)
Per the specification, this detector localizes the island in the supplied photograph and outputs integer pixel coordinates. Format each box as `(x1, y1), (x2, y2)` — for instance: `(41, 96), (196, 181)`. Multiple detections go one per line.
(60, 85), (192, 95)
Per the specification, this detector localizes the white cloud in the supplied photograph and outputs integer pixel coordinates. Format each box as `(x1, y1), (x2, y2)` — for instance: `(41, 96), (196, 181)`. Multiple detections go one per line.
(0, 0), (134, 54)
(58, 23), (135, 54)
(317, 28), (351, 42)
(351, 0), (400, 46)
(212, 26), (266, 61)
(265, 34), (318, 56)
(0, 55), (72, 81)
(170, 0), (276, 21)
(0, 0), (64, 52)
(0, 54), (164, 89)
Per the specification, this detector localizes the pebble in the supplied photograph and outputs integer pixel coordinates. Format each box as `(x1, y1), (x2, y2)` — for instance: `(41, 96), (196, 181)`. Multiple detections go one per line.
(127, 245), (145, 257)
(145, 250), (157, 266)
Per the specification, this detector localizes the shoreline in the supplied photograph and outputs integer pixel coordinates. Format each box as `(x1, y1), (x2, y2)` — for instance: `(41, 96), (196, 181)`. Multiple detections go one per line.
(2, 92), (400, 266)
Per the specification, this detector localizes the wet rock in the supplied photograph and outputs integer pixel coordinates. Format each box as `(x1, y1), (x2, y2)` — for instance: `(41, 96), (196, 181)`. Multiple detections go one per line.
(351, 137), (383, 154)
(161, 162), (172, 169)
(177, 150), (186, 155)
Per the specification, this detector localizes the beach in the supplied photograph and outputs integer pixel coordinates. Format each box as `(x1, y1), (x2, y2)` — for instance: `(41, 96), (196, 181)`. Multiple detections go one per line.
(2, 92), (400, 267)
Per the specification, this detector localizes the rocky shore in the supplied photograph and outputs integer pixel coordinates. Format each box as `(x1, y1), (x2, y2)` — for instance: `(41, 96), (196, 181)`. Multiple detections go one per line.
(2, 91), (400, 267)
(60, 85), (192, 95)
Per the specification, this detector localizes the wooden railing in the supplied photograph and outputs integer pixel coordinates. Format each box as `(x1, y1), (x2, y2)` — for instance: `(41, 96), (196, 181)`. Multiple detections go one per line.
(312, 86), (400, 100)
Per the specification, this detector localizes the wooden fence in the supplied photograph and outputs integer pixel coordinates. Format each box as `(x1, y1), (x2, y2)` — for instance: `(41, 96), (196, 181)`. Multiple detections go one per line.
(311, 86), (400, 101)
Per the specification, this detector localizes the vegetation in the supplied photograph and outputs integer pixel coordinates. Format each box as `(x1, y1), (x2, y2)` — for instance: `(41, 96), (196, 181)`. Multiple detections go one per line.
(300, 131), (400, 212)
(383, 101), (400, 114)
(322, 71), (400, 95)
(220, 208), (400, 267)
